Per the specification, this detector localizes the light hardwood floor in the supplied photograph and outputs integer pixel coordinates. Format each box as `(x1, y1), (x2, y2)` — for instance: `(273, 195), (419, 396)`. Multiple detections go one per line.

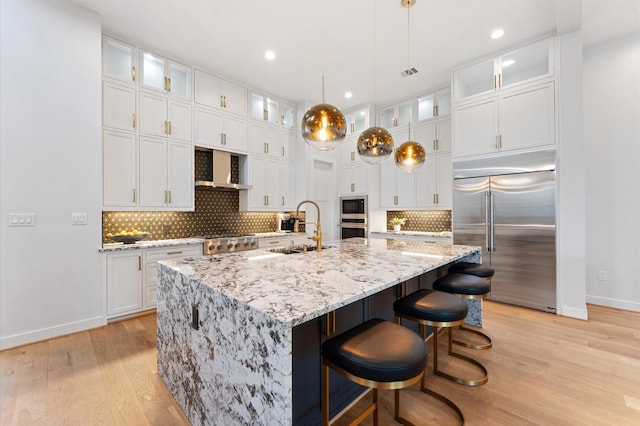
(1, 302), (639, 425)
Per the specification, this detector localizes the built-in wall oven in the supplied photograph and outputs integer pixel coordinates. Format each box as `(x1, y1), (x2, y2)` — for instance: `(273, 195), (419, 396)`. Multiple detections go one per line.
(339, 195), (368, 239)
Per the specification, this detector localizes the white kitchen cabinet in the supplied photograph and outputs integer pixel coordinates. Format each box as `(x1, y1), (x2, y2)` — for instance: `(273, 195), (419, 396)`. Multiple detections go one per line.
(241, 156), (281, 210)
(415, 117), (452, 156)
(453, 37), (553, 102)
(418, 87), (451, 121)
(107, 251), (143, 318)
(379, 101), (412, 129)
(344, 106), (369, 135)
(251, 91), (279, 125)
(139, 136), (193, 210)
(143, 245), (202, 309)
(280, 103), (295, 131)
(102, 35), (136, 84)
(194, 69), (247, 117)
(340, 136), (364, 165)
(279, 162), (296, 210)
(249, 122), (281, 158)
(415, 152), (452, 209)
(103, 81), (136, 132)
(380, 159), (415, 208)
(194, 106), (248, 153)
(258, 233), (311, 249)
(340, 163), (368, 195)
(140, 50), (191, 100)
(103, 130), (138, 208)
(453, 81), (554, 159)
(139, 91), (192, 142)
(280, 130), (295, 161)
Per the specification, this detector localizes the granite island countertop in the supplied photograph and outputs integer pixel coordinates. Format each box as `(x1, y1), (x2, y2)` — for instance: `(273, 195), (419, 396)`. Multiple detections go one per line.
(99, 237), (204, 253)
(160, 237), (480, 327)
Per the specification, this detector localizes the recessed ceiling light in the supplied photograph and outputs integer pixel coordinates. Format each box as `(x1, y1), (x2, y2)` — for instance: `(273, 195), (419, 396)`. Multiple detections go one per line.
(491, 29), (504, 39)
(502, 59), (515, 67)
(265, 50), (276, 60)
(344, 92), (353, 99)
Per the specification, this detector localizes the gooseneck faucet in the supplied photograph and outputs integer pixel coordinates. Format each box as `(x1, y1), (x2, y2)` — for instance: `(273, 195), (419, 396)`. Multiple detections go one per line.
(295, 200), (322, 252)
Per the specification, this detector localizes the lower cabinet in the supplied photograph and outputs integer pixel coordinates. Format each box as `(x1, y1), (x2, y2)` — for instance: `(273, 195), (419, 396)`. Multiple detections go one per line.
(258, 234), (311, 249)
(106, 244), (202, 319)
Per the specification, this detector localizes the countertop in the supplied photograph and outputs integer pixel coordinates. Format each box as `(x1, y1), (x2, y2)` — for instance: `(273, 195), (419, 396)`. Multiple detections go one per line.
(159, 237), (480, 327)
(371, 230), (453, 238)
(99, 238), (204, 253)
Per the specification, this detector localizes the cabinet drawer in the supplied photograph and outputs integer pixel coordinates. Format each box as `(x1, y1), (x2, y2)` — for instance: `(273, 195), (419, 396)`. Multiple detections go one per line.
(145, 245), (202, 261)
(259, 235), (309, 248)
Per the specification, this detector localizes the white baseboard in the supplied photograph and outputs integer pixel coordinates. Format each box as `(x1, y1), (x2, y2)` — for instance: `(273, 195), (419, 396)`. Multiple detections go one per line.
(559, 304), (588, 320)
(0, 316), (106, 351)
(586, 295), (640, 313)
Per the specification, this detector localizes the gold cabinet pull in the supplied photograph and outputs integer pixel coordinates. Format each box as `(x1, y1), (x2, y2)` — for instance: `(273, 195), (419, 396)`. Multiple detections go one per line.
(493, 74), (497, 89)
(164, 190), (168, 204)
(164, 77), (171, 92)
(435, 138), (439, 151)
(263, 110), (268, 121)
(282, 196), (285, 206)
(223, 95), (227, 108)
(281, 146), (285, 157)
(350, 152), (355, 161)
(168, 190), (172, 204)
(281, 115), (285, 125)
(351, 183), (355, 193)
(436, 193), (439, 204)
(220, 95), (224, 108)
(168, 121), (172, 135)
(138, 255), (141, 271)
(495, 135), (500, 149)
(499, 73), (502, 88)
(164, 120), (168, 135)
(433, 105), (437, 117)
(433, 139), (437, 151)
(131, 66), (136, 82)
(132, 188), (136, 203)
(394, 195), (398, 205)
(132, 112), (136, 128)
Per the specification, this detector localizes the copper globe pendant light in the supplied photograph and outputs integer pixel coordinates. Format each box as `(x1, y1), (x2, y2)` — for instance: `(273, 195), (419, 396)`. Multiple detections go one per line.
(301, 6), (347, 152)
(357, 0), (394, 164)
(395, 0), (426, 173)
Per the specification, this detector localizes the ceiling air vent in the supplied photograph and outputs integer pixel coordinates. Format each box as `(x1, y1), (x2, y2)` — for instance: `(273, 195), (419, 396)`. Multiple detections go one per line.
(401, 67), (418, 77)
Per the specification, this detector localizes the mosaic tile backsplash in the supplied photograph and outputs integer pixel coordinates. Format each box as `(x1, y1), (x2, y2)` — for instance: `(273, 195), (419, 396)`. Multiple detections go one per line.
(102, 190), (290, 243)
(386, 210), (451, 232)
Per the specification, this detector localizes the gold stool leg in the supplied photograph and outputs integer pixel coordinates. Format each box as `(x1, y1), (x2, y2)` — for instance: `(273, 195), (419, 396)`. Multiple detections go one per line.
(322, 363), (329, 426)
(453, 324), (493, 350)
(434, 327), (489, 387)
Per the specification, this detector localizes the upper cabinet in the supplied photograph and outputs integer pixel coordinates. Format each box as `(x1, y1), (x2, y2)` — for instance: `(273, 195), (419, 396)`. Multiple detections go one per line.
(453, 37), (554, 103)
(417, 87), (451, 121)
(140, 50), (192, 100)
(102, 36), (137, 84)
(379, 101), (412, 129)
(194, 70), (247, 117)
(344, 106), (369, 135)
(280, 103), (295, 131)
(251, 91), (279, 125)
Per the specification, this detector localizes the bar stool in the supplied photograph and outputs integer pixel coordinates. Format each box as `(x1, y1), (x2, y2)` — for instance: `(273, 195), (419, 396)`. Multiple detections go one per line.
(394, 289), (488, 390)
(321, 318), (427, 426)
(435, 270), (493, 350)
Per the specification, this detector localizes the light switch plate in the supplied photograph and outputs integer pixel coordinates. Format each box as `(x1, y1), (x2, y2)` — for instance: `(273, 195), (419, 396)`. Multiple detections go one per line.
(9, 213), (35, 226)
(71, 212), (87, 225)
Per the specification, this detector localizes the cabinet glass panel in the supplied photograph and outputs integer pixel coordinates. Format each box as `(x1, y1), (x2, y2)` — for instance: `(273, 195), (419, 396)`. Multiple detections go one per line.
(380, 106), (395, 129)
(142, 52), (166, 91)
(453, 58), (495, 101)
(281, 104), (295, 130)
(353, 108), (368, 133)
(266, 98), (279, 124)
(436, 87), (451, 117)
(397, 102), (411, 127)
(103, 38), (134, 81)
(251, 94), (264, 121)
(500, 38), (551, 88)
(418, 94), (434, 121)
(169, 62), (191, 99)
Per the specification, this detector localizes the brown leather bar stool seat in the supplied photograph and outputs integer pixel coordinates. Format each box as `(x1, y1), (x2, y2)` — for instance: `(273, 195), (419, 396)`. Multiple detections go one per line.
(321, 318), (427, 426)
(395, 289), (488, 391)
(435, 271), (493, 350)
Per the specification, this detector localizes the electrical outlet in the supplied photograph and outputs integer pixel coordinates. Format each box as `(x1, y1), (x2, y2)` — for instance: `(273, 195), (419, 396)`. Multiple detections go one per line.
(597, 270), (608, 281)
(71, 212), (87, 225)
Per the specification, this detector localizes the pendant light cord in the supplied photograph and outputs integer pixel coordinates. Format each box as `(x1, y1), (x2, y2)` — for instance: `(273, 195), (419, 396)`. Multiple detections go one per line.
(373, 0), (378, 112)
(406, 3), (411, 139)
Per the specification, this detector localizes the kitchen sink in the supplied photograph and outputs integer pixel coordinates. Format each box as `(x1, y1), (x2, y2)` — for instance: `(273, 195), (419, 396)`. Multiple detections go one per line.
(268, 245), (333, 255)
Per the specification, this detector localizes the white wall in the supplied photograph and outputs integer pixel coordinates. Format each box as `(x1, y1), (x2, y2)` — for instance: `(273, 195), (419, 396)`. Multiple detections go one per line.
(584, 32), (640, 312)
(0, 0), (103, 349)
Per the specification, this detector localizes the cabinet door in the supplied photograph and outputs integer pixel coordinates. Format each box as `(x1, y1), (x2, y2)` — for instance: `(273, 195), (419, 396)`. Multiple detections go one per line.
(499, 82), (555, 152)
(453, 98), (498, 158)
(167, 141), (193, 210)
(279, 162), (295, 210)
(103, 81), (136, 131)
(396, 169), (415, 208)
(340, 166), (354, 195)
(453, 57), (497, 102)
(102, 36), (136, 83)
(139, 136), (168, 207)
(416, 121), (437, 156)
(168, 61), (191, 100)
(435, 87), (452, 117)
(499, 38), (553, 90)
(280, 130), (295, 161)
(380, 161), (397, 208)
(223, 114), (248, 153)
(168, 101), (192, 142)
(436, 153), (452, 207)
(194, 107), (223, 148)
(220, 79), (248, 117)
(280, 103), (295, 131)
(415, 156), (437, 208)
(265, 126), (281, 158)
(103, 130), (137, 208)
(247, 156), (267, 208)
(436, 117), (452, 152)
(140, 51), (166, 93)
(139, 91), (167, 137)
(107, 252), (143, 317)
(194, 70), (222, 108)
(265, 159), (280, 208)
(249, 122), (267, 155)
(352, 164), (368, 194)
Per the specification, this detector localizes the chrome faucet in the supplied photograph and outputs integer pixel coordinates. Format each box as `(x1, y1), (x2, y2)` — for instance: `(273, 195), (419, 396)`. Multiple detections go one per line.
(295, 200), (322, 252)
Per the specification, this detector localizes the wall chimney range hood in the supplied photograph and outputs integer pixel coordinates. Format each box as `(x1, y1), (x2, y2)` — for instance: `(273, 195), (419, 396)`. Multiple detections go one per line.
(194, 149), (252, 191)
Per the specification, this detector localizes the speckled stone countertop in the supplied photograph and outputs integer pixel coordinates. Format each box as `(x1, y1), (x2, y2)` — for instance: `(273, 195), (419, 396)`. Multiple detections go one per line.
(371, 230), (453, 238)
(160, 237), (480, 327)
(99, 238), (204, 253)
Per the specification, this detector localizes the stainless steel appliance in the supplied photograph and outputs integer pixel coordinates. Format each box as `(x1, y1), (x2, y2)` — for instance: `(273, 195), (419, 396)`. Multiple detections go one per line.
(277, 213), (296, 232)
(452, 151), (556, 312)
(339, 196), (368, 239)
(199, 233), (259, 255)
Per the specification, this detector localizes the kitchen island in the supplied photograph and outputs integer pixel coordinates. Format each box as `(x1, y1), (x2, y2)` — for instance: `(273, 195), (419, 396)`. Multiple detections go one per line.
(157, 238), (481, 425)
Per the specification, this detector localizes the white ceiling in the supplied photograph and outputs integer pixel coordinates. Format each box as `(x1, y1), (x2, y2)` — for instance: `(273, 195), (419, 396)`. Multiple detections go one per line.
(69, 0), (639, 110)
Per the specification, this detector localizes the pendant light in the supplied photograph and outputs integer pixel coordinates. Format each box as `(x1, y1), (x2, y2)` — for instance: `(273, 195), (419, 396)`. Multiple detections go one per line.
(395, 0), (425, 173)
(357, 0), (394, 164)
(301, 6), (347, 151)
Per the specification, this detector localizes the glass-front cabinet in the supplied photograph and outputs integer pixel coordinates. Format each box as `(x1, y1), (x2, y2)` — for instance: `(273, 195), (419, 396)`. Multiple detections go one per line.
(379, 101), (412, 129)
(418, 87), (451, 121)
(453, 37), (553, 103)
(280, 102), (295, 131)
(344, 106), (369, 135)
(251, 91), (279, 125)
(140, 50), (192, 100)
(102, 36), (137, 83)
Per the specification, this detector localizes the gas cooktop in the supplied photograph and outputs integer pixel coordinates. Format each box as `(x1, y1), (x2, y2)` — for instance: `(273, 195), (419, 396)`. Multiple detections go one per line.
(196, 234), (259, 255)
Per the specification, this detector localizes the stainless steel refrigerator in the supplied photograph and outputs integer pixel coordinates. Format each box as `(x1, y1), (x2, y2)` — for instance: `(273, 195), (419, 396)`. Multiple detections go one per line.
(452, 152), (556, 313)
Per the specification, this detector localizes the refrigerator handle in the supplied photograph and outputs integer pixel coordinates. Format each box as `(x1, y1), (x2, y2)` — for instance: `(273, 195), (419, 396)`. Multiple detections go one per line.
(490, 191), (496, 252)
(485, 191), (491, 251)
